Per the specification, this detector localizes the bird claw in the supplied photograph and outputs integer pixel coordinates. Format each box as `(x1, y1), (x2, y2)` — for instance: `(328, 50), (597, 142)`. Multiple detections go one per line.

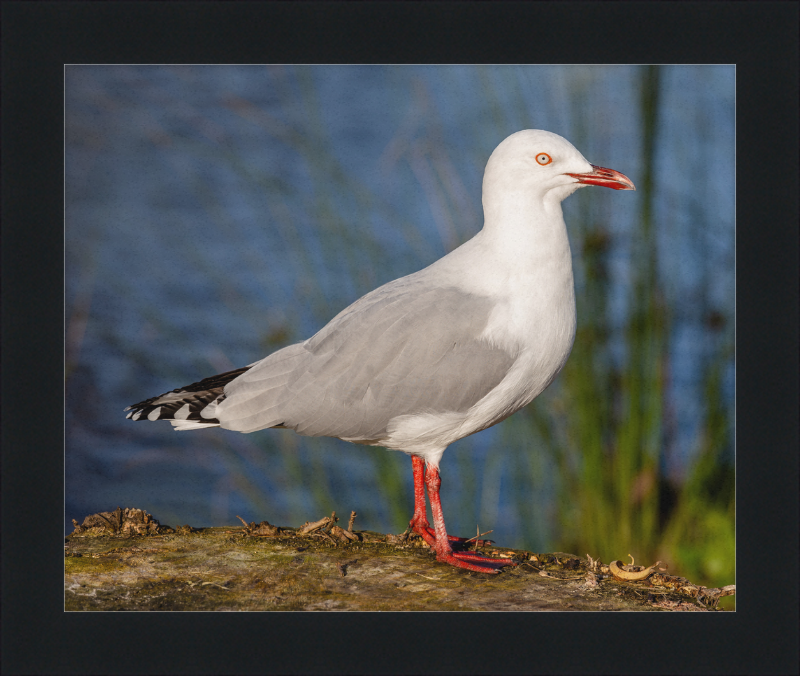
(436, 551), (517, 574)
(409, 522), (515, 573)
(411, 524), (493, 549)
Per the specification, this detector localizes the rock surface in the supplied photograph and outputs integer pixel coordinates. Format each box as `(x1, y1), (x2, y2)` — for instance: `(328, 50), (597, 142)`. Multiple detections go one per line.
(65, 511), (729, 612)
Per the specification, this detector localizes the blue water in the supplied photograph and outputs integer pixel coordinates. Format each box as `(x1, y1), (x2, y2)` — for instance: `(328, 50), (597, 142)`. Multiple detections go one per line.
(65, 65), (734, 547)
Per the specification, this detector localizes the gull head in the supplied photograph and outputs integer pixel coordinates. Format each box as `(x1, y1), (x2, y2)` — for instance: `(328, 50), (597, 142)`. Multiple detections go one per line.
(482, 129), (635, 212)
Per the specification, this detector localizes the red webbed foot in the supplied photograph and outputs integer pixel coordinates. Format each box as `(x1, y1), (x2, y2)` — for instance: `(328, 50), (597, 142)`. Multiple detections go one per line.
(409, 521), (493, 549)
(436, 550), (518, 574)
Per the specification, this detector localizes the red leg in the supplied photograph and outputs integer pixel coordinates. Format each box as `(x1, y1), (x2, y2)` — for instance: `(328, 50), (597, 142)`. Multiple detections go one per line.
(408, 456), (494, 548)
(408, 455), (436, 548)
(424, 463), (517, 574)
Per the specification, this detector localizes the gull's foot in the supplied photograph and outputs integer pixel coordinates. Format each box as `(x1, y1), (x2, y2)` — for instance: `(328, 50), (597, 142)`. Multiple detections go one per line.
(436, 550), (518, 574)
(413, 525), (493, 548)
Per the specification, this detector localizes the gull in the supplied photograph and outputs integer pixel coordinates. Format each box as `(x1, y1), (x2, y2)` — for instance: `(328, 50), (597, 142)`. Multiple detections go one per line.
(125, 129), (635, 573)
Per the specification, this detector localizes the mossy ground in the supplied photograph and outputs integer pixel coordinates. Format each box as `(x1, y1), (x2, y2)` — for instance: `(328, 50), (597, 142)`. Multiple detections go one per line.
(65, 524), (719, 611)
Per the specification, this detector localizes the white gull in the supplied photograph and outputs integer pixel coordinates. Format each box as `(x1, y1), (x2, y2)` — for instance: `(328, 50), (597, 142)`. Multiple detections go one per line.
(126, 129), (635, 573)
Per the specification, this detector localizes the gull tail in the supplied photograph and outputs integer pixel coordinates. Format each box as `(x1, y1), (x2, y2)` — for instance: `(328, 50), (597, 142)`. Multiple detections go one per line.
(124, 366), (251, 431)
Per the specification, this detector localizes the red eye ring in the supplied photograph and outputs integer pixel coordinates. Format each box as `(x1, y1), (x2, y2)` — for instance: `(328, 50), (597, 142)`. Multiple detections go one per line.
(536, 153), (552, 166)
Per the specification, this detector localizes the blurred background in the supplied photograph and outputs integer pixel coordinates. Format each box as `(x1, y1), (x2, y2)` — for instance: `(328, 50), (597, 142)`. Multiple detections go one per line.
(66, 65), (734, 601)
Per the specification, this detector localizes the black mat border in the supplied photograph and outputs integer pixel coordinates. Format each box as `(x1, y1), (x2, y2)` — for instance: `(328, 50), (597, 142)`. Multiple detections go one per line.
(2, 2), (798, 675)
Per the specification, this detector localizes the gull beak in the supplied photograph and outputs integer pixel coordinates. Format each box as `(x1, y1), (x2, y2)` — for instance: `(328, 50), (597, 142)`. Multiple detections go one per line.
(567, 164), (636, 191)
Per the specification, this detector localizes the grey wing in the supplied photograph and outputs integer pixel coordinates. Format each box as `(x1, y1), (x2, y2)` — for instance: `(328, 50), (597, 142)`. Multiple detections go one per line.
(216, 278), (516, 439)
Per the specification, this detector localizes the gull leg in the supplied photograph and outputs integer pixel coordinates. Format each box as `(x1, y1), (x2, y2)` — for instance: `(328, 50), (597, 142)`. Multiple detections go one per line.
(425, 463), (516, 573)
(408, 456), (493, 549)
(408, 455), (437, 547)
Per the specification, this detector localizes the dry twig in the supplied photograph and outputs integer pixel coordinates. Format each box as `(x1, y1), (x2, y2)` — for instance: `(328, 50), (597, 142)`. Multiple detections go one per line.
(463, 526), (494, 552)
(298, 516), (333, 534)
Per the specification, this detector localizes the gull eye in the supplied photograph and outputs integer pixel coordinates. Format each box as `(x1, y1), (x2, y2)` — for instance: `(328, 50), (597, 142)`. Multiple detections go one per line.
(536, 153), (552, 166)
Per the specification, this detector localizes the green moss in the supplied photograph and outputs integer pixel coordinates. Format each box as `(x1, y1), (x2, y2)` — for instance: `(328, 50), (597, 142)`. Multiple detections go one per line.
(65, 521), (721, 610)
(64, 556), (126, 574)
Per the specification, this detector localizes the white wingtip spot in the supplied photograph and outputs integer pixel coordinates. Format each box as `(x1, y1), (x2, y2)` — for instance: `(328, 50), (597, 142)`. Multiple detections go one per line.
(147, 406), (162, 421)
(124, 405), (132, 411)
(126, 412), (134, 419)
(200, 401), (220, 419)
(174, 403), (192, 420)
(132, 410), (143, 421)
